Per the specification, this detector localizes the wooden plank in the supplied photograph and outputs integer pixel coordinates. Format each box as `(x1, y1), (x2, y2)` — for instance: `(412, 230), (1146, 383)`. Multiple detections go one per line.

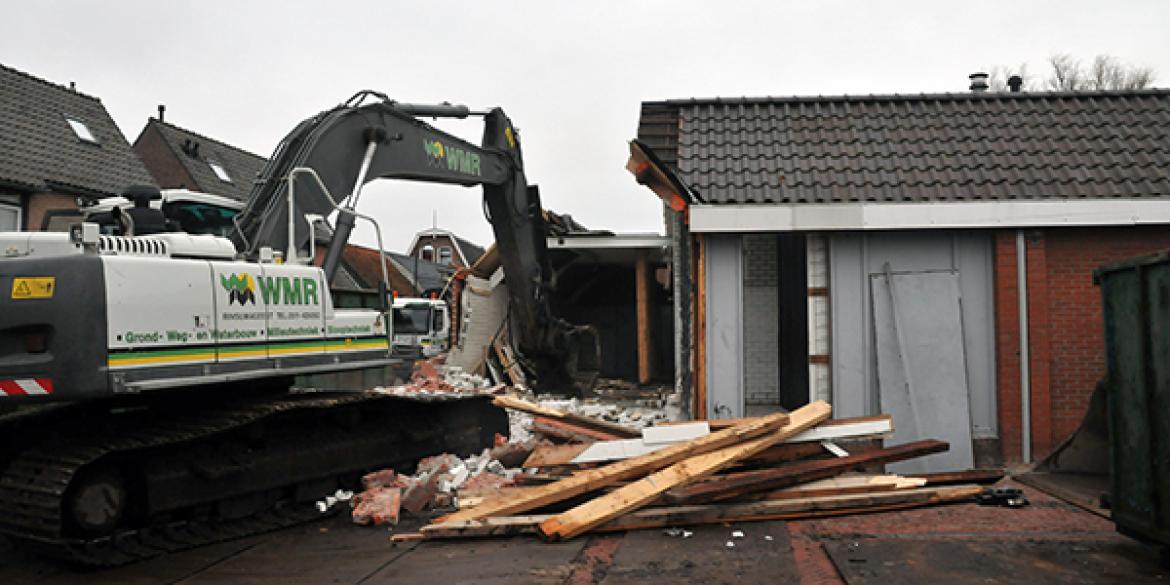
(636, 250), (653, 385)
(523, 444), (591, 468)
(664, 439), (949, 505)
(554, 415), (891, 466)
(694, 233), (707, 419)
(913, 468), (1005, 486)
(756, 474), (925, 501)
(532, 417), (626, 443)
(493, 395), (641, 439)
(435, 409), (793, 524)
(538, 401), (832, 540)
(421, 484), (982, 539)
(661, 414), (893, 430)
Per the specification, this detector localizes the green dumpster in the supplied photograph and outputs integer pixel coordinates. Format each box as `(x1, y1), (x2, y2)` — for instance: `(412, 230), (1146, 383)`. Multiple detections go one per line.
(1096, 251), (1170, 547)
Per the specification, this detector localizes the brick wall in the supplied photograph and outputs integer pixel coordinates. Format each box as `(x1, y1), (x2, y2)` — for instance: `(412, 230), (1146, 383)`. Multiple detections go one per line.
(133, 124), (197, 189)
(26, 192), (78, 231)
(742, 234), (778, 405)
(995, 226), (1170, 463)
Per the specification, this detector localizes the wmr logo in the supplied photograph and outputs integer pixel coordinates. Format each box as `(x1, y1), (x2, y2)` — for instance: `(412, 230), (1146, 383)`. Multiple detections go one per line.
(422, 138), (481, 176)
(220, 273), (257, 306)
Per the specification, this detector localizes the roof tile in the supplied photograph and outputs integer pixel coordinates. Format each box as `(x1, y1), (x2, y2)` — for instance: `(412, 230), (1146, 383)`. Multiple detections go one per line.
(0, 62), (154, 197)
(638, 90), (1170, 204)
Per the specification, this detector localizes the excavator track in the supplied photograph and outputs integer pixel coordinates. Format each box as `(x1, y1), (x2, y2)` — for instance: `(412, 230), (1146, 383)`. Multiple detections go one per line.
(0, 391), (506, 566)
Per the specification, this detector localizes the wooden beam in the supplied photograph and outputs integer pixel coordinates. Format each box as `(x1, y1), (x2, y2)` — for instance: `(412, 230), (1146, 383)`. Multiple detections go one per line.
(523, 415), (891, 467)
(756, 474), (925, 501)
(538, 401), (832, 540)
(522, 444), (591, 468)
(664, 439), (949, 504)
(435, 409), (792, 524)
(694, 234), (707, 419)
(421, 484), (982, 539)
(532, 417), (626, 443)
(636, 250), (653, 385)
(913, 468), (1005, 486)
(493, 395), (640, 439)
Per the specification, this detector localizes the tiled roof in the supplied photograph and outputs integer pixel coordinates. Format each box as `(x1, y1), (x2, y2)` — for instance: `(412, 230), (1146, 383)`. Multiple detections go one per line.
(0, 62), (154, 197)
(341, 244), (420, 296)
(141, 119), (267, 201)
(451, 234), (486, 265)
(637, 90), (1170, 205)
(385, 251), (453, 294)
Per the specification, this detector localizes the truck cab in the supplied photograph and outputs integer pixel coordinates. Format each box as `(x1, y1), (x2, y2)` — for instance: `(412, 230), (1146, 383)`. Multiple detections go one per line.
(391, 297), (450, 359)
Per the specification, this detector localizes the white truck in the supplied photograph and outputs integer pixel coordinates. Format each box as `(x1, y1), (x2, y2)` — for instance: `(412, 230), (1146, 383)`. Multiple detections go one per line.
(391, 297), (450, 359)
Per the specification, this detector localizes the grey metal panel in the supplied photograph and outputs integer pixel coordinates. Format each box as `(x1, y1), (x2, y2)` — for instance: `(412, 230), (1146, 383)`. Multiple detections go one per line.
(828, 233), (871, 419)
(871, 271), (975, 473)
(956, 235), (998, 438)
(705, 234), (743, 419)
(829, 230), (997, 438)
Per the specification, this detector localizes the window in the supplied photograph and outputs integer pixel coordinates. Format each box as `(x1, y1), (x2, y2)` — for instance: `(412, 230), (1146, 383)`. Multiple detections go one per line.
(0, 203), (20, 231)
(438, 247), (453, 265)
(208, 161), (232, 183)
(65, 118), (98, 144)
(420, 245), (434, 262)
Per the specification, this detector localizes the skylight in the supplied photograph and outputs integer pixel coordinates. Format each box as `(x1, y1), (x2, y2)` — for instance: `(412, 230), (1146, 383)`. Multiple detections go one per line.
(65, 118), (97, 143)
(208, 161), (232, 183)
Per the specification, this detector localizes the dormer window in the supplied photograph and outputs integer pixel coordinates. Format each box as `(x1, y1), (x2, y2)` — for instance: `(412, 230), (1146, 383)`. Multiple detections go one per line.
(438, 247), (453, 266)
(65, 118), (98, 144)
(208, 161), (232, 183)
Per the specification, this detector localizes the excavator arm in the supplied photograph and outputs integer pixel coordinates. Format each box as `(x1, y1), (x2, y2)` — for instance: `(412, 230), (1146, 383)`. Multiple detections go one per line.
(231, 91), (583, 391)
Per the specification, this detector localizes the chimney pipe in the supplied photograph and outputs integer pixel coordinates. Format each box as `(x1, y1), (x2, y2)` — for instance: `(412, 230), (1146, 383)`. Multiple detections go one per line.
(69, 81), (76, 91)
(1007, 75), (1023, 93)
(158, 104), (166, 122)
(969, 72), (989, 93)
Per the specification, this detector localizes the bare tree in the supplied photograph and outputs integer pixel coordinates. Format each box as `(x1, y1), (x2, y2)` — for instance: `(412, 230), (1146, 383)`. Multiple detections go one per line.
(1046, 53), (1154, 90)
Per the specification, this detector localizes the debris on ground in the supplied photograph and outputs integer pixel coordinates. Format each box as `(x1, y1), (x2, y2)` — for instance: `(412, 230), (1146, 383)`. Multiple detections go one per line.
(405, 400), (1003, 542)
(372, 355), (506, 397)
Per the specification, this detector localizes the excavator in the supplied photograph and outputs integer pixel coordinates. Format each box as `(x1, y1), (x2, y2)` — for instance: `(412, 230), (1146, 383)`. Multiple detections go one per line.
(0, 91), (591, 564)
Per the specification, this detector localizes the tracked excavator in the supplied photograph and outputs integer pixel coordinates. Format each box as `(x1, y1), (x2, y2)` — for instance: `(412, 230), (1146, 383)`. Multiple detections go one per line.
(0, 91), (591, 564)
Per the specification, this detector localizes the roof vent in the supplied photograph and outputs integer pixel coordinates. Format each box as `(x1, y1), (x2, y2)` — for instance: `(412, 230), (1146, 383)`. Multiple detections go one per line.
(968, 72), (989, 93)
(1007, 75), (1023, 93)
(157, 104), (166, 122)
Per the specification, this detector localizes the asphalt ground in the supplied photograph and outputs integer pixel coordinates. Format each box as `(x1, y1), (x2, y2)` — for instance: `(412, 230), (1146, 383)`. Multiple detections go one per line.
(0, 480), (1165, 584)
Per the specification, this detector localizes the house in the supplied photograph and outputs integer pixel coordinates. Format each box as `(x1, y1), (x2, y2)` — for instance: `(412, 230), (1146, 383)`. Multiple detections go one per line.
(132, 114), (266, 202)
(408, 228), (486, 269)
(636, 87), (1170, 469)
(340, 244), (425, 300)
(0, 62), (155, 231)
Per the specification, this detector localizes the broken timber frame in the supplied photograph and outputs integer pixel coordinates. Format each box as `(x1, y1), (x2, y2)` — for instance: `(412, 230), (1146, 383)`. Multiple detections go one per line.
(422, 484), (983, 540)
(538, 401), (832, 540)
(663, 439), (949, 504)
(437, 409), (793, 524)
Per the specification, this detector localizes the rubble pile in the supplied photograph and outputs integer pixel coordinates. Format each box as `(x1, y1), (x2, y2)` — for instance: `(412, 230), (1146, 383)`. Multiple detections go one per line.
(390, 397), (1007, 542)
(348, 438), (548, 527)
(374, 355), (505, 397)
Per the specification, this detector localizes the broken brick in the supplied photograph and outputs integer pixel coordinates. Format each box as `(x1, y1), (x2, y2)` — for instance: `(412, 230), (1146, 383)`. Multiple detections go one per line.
(461, 471), (515, 492)
(362, 469), (398, 490)
(351, 486), (401, 526)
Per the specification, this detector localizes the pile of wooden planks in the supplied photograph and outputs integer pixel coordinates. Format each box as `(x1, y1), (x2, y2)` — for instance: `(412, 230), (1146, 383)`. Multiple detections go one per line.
(404, 398), (1002, 542)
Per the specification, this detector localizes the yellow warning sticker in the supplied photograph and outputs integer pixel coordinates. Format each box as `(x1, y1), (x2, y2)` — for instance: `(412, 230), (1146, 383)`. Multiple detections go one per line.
(11, 277), (55, 300)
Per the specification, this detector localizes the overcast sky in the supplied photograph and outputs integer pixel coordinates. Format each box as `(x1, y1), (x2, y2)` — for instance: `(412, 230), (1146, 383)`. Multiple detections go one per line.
(3, 1), (1168, 251)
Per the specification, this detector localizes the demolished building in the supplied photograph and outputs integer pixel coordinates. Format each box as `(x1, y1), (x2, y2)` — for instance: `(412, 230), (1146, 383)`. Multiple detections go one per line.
(636, 87), (1170, 470)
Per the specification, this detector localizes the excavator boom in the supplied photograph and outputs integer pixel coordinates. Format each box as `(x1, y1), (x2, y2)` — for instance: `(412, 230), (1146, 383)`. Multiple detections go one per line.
(231, 91), (582, 391)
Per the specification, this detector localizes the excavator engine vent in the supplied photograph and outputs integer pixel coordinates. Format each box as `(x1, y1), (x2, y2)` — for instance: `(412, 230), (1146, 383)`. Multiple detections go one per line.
(97, 236), (169, 257)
